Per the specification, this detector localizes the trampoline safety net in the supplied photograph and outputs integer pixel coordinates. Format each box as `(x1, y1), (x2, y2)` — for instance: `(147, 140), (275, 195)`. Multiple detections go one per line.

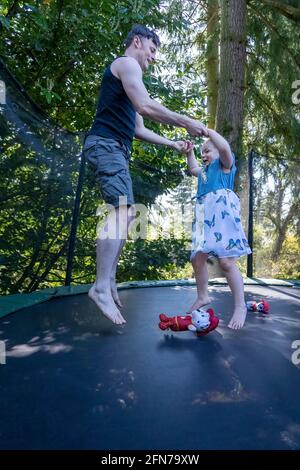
(0, 60), (299, 295)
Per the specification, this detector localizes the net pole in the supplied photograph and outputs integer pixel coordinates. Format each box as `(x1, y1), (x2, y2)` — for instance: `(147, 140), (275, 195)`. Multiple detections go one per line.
(247, 149), (254, 278)
(65, 151), (86, 286)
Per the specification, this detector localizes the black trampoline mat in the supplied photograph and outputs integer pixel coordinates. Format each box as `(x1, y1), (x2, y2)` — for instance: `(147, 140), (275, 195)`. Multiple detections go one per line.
(0, 285), (300, 450)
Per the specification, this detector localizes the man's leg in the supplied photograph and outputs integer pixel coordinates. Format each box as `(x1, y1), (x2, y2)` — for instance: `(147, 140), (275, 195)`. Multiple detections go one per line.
(110, 238), (126, 308)
(110, 204), (135, 308)
(89, 205), (133, 324)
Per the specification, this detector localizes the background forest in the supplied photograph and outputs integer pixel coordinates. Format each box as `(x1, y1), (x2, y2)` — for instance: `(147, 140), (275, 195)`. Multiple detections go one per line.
(0, 0), (299, 294)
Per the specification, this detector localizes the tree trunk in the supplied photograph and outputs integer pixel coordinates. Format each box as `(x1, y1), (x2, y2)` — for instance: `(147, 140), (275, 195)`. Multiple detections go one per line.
(209, 0), (248, 278)
(271, 227), (286, 261)
(271, 200), (300, 260)
(206, 0), (219, 128)
(216, 0), (247, 156)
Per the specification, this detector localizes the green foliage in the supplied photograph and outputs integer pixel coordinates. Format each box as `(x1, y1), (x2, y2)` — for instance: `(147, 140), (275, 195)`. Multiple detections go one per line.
(245, 0), (300, 156)
(117, 237), (191, 281)
(254, 234), (300, 279)
(0, 0), (164, 130)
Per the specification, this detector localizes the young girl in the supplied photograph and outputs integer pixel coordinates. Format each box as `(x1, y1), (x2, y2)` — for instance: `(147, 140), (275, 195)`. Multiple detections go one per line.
(186, 129), (251, 330)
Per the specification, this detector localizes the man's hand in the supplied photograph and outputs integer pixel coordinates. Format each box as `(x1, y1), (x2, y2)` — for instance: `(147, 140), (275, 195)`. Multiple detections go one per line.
(185, 120), (208, 137)
(171, 140), (194, 154)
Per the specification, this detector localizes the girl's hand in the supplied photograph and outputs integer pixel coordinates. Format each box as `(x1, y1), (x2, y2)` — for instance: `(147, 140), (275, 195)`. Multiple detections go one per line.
(172, 140), (194, 154)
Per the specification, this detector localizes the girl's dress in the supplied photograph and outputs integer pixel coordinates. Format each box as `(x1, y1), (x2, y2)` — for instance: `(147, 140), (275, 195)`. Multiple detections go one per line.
(191, 155), (252, 259)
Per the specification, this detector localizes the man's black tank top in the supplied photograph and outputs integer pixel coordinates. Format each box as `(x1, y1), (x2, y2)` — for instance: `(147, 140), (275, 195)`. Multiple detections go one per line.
(87, 57), (136, 149)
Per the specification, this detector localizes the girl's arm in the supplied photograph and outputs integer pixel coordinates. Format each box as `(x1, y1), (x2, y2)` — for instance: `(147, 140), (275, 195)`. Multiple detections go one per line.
(187, 148), (201, 176)
(208, 129), (233, 169)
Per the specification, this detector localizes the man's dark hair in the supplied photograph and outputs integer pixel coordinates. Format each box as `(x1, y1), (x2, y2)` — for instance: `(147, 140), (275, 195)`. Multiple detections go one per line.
(124, 24), (161, 48)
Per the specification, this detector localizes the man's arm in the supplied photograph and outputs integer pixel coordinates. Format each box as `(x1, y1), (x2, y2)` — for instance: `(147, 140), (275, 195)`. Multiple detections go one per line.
(115, 57), (208, 137)
(135, 113), (189, 152)
(208, 129), (233, 169)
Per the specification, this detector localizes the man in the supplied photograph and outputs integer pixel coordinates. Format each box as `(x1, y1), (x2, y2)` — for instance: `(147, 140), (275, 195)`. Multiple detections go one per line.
(84, 24), (208, 324)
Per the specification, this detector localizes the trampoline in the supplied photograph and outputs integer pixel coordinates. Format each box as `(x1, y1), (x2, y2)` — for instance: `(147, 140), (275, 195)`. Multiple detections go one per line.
(0, 282), (300, 450)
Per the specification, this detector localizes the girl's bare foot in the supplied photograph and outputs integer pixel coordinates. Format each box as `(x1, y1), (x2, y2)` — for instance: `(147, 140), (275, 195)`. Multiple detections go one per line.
(187, 296), (211, 314)
(228, 304), (247, 330)
(88, 285), (126, 325)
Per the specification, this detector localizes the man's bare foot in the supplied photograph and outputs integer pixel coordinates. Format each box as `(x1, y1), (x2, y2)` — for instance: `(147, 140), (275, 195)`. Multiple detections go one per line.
(228, 305), (247, 330)
(88, 285), (126, 325)
(111, 281), (123, 309)
(187, 296), (211, 314)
